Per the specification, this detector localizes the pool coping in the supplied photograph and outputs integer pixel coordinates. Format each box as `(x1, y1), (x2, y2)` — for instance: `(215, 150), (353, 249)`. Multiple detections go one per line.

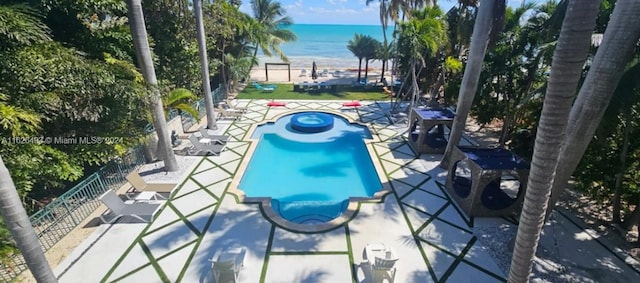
(226, 109), (392, 233)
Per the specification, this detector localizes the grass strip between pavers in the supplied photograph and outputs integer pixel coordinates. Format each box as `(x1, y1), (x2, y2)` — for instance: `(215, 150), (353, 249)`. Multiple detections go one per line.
(259, 225), (277, 282)
(345, 224), (357, 283)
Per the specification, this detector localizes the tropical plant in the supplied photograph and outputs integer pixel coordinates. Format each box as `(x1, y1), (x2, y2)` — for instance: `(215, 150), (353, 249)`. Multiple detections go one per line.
(0, 4), (51, 50)
(162, 88), (199, 120)
(249, 0), (297, 62)
(546, 0), (640, 220)
(126, 0), (178, 171)
(440, 0), (505, 168)
(347, 34), (379, 82)
(507, 0), (601, 281)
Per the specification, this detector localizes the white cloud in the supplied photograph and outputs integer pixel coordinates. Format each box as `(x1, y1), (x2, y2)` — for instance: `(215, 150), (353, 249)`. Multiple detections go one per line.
(308, 7), (358, 15)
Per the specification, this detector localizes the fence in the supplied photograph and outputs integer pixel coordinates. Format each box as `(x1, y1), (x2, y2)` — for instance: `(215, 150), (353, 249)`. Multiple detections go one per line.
(0, 146), (146, 282)
(180, 85), (225, 132)
(0, 86), (225, 282)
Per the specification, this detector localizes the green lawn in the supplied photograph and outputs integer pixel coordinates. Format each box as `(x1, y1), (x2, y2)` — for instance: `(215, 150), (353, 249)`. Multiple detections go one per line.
(236, 83), (390, 100)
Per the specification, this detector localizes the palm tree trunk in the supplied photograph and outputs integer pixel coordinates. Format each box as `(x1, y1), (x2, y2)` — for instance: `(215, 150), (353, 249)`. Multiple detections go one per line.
(127, 0), (178, 171)
(612, 111), (630, 224)
(380, 57), (387, 83)
(194, 0), (217, 130)
(364, 59), (370, 81)
(440, 0), (497, 168)
(507, 1), (601, 282)
(357, 58), (363, 82)
(0, 155), (56, 283)
(545, 0), (640, 220)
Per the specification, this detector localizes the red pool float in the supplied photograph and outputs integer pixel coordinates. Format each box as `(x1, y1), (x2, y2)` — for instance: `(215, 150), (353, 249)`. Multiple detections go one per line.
(267, 101), (286, 107)
(342, 101), (361, 107)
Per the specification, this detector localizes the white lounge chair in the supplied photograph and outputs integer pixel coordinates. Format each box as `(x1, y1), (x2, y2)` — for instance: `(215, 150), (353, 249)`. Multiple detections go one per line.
(198, 125), (229, 144)
(99, 190), (161, 224)
(216, 105), (243, 120)
(225, 99), (248, 111)
(126, 171), (176, 193)
(209, 247), (246, 283)
(300, 69), (307, 77)
(189, 134), (226, 156)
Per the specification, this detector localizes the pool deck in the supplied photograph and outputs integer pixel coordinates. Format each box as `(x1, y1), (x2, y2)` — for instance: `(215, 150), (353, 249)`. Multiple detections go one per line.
(53, 100), (640, 283)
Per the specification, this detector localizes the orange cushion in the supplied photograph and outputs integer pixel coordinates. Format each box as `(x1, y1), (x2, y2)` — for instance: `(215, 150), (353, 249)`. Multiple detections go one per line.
(342, 101), (361, 107)
(267, 101), (286, 107)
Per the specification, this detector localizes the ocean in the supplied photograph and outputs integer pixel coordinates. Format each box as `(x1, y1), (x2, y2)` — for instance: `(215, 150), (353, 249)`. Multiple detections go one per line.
(257, 24), (391, 70)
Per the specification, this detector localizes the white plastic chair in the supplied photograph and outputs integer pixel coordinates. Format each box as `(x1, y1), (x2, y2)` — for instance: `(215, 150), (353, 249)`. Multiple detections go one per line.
(209, 247), (246, 283)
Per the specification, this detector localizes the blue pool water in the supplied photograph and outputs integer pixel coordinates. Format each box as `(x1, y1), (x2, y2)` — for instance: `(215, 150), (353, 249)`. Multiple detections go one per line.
(239, 112), (382, 224)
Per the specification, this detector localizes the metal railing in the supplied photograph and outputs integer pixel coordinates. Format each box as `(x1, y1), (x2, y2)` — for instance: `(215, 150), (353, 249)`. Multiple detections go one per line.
(0, 146), (146, 281)
(0, 86), (224, 281)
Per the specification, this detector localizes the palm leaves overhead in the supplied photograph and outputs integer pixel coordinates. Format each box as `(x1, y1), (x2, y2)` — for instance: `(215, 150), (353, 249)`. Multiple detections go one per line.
(249, 0), (297, 61)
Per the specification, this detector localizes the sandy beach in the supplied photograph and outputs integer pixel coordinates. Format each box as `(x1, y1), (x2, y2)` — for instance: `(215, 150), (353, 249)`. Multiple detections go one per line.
(249, 67), (393, 85)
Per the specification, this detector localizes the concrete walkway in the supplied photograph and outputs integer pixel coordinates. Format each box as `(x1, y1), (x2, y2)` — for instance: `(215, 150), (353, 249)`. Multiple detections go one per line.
(55, 99), (640, 283)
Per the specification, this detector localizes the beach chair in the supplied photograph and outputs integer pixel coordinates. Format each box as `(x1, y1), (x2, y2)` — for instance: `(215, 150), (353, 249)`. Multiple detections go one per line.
(321, 69), (329, 77)
(225, 98), (248, 111)
(300, 69), (307, 77)
(332, 70), (343, 77)
(216, 105), (244, 120)
(126, 171), (176, 193)
(252, 82), (275, 92)
(198, 125), (229, 144)
(188, 134), (226, 156)
(209, 247), (246, 283)
(99, 190), (161, 224)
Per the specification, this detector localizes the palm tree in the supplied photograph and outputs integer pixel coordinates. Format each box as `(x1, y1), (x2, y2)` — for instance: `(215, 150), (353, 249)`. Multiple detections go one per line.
(162, 88), (199, 119)
(126, 0), (178, 171)
(0, 155), (56, 282)
(194, 0), (217, 130)
(507, 0), (601, 281)
(347, 34), (367, 82)
(440, 0), (504, 168)
(363, 38), (381, 82)
(249, 0), (297, 62)
(376, 40), (394, 83)
(545, 0), (640, 219)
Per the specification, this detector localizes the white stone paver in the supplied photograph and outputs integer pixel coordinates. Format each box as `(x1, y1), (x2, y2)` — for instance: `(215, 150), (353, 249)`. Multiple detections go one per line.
(181, 197), (271, 283)
(271, 227), (348, 252)
(264, 255), (352, 283)
(53, 99), (640, 283)
(349, 195), (431, 283)
(56, 224), (146, 283)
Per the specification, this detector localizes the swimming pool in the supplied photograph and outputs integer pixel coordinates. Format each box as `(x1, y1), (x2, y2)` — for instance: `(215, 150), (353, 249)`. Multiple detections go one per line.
(238, 111), (383, 226)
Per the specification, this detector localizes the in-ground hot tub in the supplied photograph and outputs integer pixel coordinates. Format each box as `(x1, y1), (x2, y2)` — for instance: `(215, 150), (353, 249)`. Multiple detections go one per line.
(290, 112), (334, 133)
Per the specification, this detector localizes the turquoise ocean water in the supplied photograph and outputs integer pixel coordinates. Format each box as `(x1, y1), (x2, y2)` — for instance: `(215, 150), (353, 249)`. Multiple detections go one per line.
(257, 24), (391, 70)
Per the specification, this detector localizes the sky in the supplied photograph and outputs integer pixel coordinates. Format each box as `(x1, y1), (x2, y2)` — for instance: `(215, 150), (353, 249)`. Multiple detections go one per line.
(239, 0), (532, 25)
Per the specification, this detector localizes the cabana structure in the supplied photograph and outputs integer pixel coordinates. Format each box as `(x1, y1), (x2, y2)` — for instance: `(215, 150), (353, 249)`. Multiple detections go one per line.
(407, 108), (455, 154)
(445, 146), (530, 218)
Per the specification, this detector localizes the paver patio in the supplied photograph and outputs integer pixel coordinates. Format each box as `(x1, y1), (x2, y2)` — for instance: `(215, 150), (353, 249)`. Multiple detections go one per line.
(54, 99), (640, 283)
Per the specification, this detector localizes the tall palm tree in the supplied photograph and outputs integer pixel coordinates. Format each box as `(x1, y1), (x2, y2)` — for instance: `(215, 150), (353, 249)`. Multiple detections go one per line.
(249, 0), (297, 62)
(194, 0), (217, 130)
(440, 0), (504, 168)
(545, 0), (640, 219)
(126, 0), (178, 171)
(1, 155), (56, 283)
(0, 91), (54, 282)
(347, 34), (370, 81)
(507, 1), (601, 281)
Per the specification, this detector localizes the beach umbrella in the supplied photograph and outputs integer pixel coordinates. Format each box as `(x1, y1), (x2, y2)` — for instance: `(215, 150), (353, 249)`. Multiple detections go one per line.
(311, 61), (318, 80)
